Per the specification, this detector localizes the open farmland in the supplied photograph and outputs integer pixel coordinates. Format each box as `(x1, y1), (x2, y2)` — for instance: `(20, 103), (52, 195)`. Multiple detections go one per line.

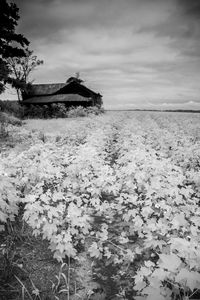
(1, 111), (200, 300)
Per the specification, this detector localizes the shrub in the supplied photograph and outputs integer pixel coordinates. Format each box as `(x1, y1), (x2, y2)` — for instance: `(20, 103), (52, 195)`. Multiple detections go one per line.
(66, 106), (87, 118)
(0, 111), (22, 137)
(0, 100), (24, 118)
(23, 105), (104, 119)
(87, 106), (105, 115)
(0, 119), (8, 137)
(25, 105), (45, 118)
(66, 106), (105, 118)
(0, 112), (22, 126)
(0, 100), (105, 119)
(51, 103), (68, 118)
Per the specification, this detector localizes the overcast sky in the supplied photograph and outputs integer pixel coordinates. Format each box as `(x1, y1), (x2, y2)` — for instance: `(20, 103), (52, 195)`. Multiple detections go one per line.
(2, 0), (200, 110)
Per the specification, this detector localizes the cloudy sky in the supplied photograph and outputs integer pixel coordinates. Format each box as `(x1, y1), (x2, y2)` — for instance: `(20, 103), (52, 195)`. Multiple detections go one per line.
(3, 0), (200, 109)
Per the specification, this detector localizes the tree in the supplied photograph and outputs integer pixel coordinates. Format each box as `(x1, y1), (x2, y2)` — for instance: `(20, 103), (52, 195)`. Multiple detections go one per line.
(67, 72), (84, 84)
(6, 49), (44, 101)
(0, 0), (29, 94)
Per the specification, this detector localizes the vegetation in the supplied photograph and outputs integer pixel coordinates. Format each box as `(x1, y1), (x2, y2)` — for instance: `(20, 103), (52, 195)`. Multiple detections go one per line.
(0, 100), (24, 118)
(66, 72), (84, 84)
(6, 49), (44, 101)
(0, 111), (200, 299)
(0, 100), (104, 119)
(0, 0), (29, 93)
(0, 109), (22, 138)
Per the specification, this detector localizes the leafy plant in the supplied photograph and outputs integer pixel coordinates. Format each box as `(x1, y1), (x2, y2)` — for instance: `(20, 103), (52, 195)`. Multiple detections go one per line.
(1, 111), (200, 299)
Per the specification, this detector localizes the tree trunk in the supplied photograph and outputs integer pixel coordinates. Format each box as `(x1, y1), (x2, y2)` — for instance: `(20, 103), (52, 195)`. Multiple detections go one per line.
(16, 88), (21, 102)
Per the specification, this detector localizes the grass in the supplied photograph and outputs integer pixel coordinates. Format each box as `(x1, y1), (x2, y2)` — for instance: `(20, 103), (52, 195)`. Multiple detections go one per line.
(0, 222), (95, 300)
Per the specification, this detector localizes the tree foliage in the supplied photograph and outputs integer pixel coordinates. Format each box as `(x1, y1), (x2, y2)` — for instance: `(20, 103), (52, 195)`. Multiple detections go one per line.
(6, 49), (44, 100)
(0, 0), (29, 93)
(66, 72), (84, 84)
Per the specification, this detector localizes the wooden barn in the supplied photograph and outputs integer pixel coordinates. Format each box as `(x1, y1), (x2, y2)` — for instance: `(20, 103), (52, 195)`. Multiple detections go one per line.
(22, 78), (103, 107)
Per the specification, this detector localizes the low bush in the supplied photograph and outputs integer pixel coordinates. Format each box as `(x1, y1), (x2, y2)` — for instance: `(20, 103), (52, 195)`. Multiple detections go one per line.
(0, 99), (104, 119)
(66, 105), (104, 118)
(50, 103), (68, 118)
(0, 120), (8, 137)
(87, 106), (105, 115)
(0, 111), (22, 138)
(66, 106), (88, 117)
(0, 112), (22, 126)
(22, 104), (104, 119)
(0, 100), (24, 118)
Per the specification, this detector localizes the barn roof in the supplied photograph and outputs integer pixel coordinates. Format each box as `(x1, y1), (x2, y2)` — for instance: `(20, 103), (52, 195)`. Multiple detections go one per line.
(23, 94), (91, 104)
(26, 81), (102, 97)
(27, 83), (66, 96)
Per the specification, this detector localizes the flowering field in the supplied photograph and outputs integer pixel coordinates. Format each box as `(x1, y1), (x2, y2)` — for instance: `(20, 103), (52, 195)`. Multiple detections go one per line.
(1, 111), (200, 300)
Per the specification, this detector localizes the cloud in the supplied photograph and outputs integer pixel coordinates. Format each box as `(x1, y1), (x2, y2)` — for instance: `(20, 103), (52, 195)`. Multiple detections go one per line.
(16, 0), (95, 39)
(16, 0), (173, 40)
(2, 0), (199, 109)
(136, 0), (200, 58)
(178, 0), (200, 18)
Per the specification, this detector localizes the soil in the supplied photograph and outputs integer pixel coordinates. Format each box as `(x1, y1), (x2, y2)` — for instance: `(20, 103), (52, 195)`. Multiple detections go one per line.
(0, 224), (119, 300)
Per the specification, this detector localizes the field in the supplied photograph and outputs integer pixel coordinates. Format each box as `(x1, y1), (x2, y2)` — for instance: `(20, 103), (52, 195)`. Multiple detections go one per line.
(1, 111), (200, 300)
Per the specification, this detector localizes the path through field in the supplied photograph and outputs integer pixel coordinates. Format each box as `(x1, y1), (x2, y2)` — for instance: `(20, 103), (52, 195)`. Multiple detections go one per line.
(1, 111), (200, 300)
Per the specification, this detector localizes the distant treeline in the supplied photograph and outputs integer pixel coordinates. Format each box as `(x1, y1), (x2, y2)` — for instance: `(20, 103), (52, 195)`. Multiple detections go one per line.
(161, 109), (200, 113)
(107, 109), (200, 113)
